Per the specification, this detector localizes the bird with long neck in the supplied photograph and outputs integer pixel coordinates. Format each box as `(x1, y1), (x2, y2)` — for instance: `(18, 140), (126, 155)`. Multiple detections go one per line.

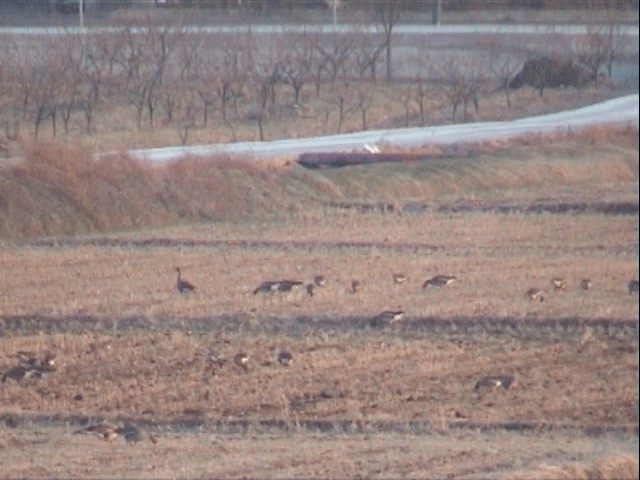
(176, 267), (196, 293)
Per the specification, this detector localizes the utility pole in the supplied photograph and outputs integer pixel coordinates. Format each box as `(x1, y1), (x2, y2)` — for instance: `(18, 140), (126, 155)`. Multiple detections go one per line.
(432, 0), (441, 26)
(332, 0), (337, 26)
(79, 0), (84, 30)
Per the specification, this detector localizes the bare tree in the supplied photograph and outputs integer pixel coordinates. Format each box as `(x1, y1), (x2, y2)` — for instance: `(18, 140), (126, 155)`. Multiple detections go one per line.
(576, 21), (624, 83)
(485, 32), (527, 108)
(215, 31), (254, 122)
(489, 52), (521, 108)
(121, 18), (180, 130)
(55, 37), (86, 135)
(79, 30), (130, 134)
(402, 51), (438, 127)
(399, 80), (434, 127)
(26, 45), (63, 138)
(441, 54), (487, 123)
(249, 49), (285, 141)
(310, 32), (354, 96)
(174, 86), (200, 145)
(280, 31), (315, 106)
(0, 39), (27, 141)
(576, 5), (627, 80)
(355, 81), (375, 130)
(376, 0), (401, 82)
(350, 30), (386, 81)
(324, 80), (358, 134)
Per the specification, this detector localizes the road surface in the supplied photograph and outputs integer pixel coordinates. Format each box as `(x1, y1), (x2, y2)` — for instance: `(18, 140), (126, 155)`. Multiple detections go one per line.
(125, 93), (639, 163)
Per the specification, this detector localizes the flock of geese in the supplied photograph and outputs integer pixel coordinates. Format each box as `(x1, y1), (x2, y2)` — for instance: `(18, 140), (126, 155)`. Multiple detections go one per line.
(527, 277), (640, 302)
(176, 267), (639, 316)
(2, 270), (636, 445)
(1, 351), (57, 384)
(70, 371), (513, 444)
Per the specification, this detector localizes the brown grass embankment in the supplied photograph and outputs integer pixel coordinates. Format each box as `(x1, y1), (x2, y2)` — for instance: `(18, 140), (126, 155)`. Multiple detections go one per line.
(0, 126), (637, 241)
(0, 142), (287, 240)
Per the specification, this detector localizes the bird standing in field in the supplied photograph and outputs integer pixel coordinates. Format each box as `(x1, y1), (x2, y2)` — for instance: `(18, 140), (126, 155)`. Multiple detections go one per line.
(253, 280), (303, 295)
(313, 275), (326, 287)
(2, 365), (38, 383)
(551, 277), (567, 291)
(277, 350), (293, 366)
(175, 267), (196, 293)
(234, 352), (249, 372)
(369, 310), (404, 328)
(474, 375), (514, 391)
(76, 422), (119, 442)
(115, 424), (157, 444)
(351, 280), (362, 294)
(422, 275), (457, 289)
(253, 280), (279, 295)
(628, 279), (639, 294)
(275, 280), (304, 293)
(526, 288), (544, 302)
(580, 278), (592, 291)
(15, 351), (56, 369)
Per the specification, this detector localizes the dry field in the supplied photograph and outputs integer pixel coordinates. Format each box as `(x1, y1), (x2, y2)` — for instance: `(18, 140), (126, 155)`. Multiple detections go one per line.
(0, 131), (639, 477)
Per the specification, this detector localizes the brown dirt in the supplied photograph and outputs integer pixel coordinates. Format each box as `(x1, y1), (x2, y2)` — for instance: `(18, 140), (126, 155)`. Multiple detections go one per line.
(0, 426), (637, 479)
(1, 170), (638, 477)
(0, 111), (638, 478)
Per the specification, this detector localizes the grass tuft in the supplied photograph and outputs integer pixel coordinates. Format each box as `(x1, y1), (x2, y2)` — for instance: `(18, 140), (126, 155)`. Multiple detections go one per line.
(518, 453), (639, 480)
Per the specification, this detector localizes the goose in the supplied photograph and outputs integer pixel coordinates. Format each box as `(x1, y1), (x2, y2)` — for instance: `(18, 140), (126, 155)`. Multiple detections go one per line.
(41, 352), (57, 369)
(253, 280), (303, 294)
(313, 275), (326, 287)
(15, 350), (39, 367)
(253, 280), (279, 295)
(115, 424), (157, 444)
(474, 375), (514, 391)
(526, 288), (544, 302)
(351, 280), (362, 294)
(422, 275), (456, 289)
(77, 422), (119, 442)
(277, 350), (293, 366)
(306, 283), (315, 297)
(580, 278), (592, 290)
(628, 279), (639, 294)
(370, 310), (404, 328)
(15, 351), (56, 369)
(392, 273), (407, 285)
(275, 280), (304, 292)
(551, 277), (567, 291)
(2, 364), (52, 383)
(234, 352), (249, 371)
(175, 267), (196, 293)
(2, 365), (32, 383)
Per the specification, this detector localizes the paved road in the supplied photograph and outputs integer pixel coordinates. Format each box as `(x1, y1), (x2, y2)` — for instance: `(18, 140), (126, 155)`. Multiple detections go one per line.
(126, 94), (639, 163)
(0, 22), (638, 36)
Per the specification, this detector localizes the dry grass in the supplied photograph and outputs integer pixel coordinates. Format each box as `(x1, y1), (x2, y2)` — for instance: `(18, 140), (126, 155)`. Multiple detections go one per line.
(0, 126), (637, 241)
(0, 119), (637, 477)
(0, 426), (636, 480)
(0, 142), (287, 240)
(0, 209), (637, 321)
(0, 328), (636, 426)
(516, 453), (639, 480)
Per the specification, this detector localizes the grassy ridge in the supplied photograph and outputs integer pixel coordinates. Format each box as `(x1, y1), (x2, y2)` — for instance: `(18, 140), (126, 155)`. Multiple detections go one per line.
(0, 127), (637, 241)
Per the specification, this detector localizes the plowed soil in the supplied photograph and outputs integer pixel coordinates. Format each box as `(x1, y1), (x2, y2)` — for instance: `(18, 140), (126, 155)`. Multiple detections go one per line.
(1, 186), (638, 478)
